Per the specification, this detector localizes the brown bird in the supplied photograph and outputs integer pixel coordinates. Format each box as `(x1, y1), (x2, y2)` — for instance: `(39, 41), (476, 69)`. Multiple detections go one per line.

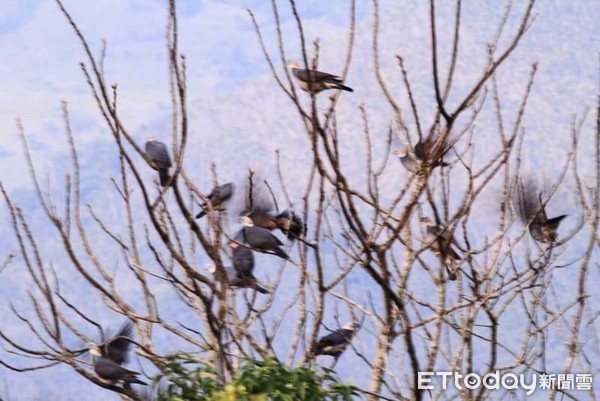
(516, 178), (566, 243)
(396, 139), (449, 173)
(421, 217), (461, 281)
(288, 60), (353, 94)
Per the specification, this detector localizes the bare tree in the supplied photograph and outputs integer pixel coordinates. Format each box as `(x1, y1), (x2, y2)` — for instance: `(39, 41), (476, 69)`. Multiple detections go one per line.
(0, 0), (598, 400)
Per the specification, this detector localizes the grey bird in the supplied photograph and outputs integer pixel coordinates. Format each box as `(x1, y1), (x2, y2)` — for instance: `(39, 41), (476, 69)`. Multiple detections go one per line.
(516, 179), (566, 243)
(209, 246), (269, 294)
(421, 217), (461, 281)
(275, 210), (306, 240)
(315, 322), (360, 361)
(88, 321), (146, 386)
(196, 182), (236, 219)
(145, 136), (172, 187)
(396, 149), (420, 173)
(288, 61), (353, 94)
(233, 216), (289, 260)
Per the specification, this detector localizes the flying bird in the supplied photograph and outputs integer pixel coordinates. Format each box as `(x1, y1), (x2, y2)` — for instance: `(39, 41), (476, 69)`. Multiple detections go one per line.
(421, 217), (461, 281)
(315, 322), (360, 364)
(145, 136), (172, 187)
(208, 246), (269, 294)
(288, 60), (353, 94)
(88, 321), (146, 386)
(516, 179), (566, 243)
(233, 216), (289, 260)
(196, 182), (236, 219)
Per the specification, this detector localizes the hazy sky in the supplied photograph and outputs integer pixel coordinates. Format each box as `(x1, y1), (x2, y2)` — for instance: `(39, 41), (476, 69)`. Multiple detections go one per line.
(0, 0), (598, 399)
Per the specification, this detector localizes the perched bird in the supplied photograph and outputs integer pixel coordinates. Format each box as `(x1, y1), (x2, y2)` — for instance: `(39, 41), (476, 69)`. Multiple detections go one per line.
(315, 322), (360, 361)
(421, 217), (461, 281)
(396, 139), (449, 173)
(288, 60), (353, 94)
(233, 216), (289, 260)
(209, 246), (269, 294)
(247, 211), (279, 230)
(395, 149), (420, 173)
(516, 179), (566, 243)
(196, 182), (236, 219)
(275, 210), (306, 240)
(145, 136), (172, 187)
(88, 321), (146, 386)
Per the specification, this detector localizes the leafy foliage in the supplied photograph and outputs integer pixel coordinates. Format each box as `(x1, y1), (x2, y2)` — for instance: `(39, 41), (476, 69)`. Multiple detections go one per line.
(154, 356), (359, 401)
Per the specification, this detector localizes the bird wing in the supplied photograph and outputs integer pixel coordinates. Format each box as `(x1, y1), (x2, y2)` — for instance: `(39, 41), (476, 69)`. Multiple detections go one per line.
(95, 357), (138, 380)
(317, 329), (353, 347)
(249, 212), (278, 229)
(516, 178), (547, 224)
(293, 68), (341, 83)
(246, 226), (283, 248)
(232, 245), (255, 276)
(414, 141), (427, 160)
(205, 182), (235, 205)
(103, 321), (134, 365)
(145, 141), (172, 169)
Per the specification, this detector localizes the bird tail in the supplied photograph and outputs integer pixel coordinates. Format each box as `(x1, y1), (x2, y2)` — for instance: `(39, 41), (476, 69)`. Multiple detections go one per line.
(195, 209), (207, 219)
(125, 375), (147, 386)
(546, 214), (567, 228)
(273, 248), (289, 260)
(255, 283), (270, 294)
(159, 169), (170, 187)
(445, 265), (458, 281)
(334, 83), (353, 92)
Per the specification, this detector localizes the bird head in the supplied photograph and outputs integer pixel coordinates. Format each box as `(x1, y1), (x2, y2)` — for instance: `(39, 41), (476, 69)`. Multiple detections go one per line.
(147, 135), (157, 142)
(343, 321), (360, 332)
(395, 149), (408, 158)
(206, 264), (217, 274)
(88, 344), (102, 358)
(287, 60), (300, 69)
(240, 216), (254, 227)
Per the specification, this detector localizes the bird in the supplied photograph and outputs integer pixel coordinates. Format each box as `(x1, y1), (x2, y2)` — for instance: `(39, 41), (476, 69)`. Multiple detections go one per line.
(396, 139), (449, 173)
(395, 149), (420, 173)
(145, 136), (172, 187)
(315, 322), (360, 363)
(421, 217), (461, 281)
(275, 210), (306, 240)
(516, 179), (566, 243)
(88, 321), (146, 386)
(208, 246), (269, 294)
(196, 182), (236, 219)
(233, 216), (289, 260)
(288, 60), (353, 94)
(247, 211), (279, 230)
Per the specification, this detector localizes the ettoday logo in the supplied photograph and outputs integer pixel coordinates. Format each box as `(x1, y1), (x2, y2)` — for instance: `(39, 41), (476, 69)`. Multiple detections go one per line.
(417, 370), (596, 395)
